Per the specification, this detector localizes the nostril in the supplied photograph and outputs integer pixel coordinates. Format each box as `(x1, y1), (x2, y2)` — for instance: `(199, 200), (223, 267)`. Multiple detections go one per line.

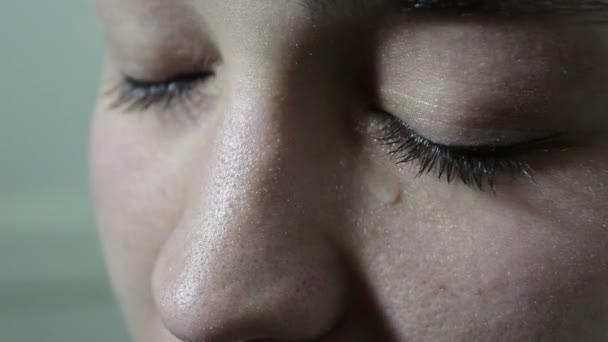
(151, 224), (348, 342)
(148, 101), (350, 341)
(154, 273), (344, 342)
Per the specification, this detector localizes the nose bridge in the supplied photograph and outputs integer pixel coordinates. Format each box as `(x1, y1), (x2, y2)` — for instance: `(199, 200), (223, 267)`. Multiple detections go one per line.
(209, 49), (347, 211)
(209, 72), (310, 220)
(151, 56), (349, 341)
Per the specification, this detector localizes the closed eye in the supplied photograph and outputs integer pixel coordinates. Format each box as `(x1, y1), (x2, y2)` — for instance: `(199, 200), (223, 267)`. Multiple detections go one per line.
(397, 0), (485, 11)
(395, 0), (608, 22)
(108, 72), (213, 112)
(376, 114), (561, 191)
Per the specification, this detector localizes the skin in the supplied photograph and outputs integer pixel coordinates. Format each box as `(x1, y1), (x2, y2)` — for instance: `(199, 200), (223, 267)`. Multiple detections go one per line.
(90, 1), (608, 341)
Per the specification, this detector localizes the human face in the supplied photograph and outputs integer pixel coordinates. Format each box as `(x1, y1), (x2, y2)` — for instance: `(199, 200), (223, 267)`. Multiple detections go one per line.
(90, 1), (608, 341)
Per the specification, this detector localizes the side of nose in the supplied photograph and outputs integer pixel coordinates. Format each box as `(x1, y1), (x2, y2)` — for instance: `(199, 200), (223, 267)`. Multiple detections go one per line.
(151, 61), (351, 341)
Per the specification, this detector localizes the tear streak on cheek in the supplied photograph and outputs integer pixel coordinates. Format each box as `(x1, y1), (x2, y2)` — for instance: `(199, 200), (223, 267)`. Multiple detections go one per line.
(364, 158), (402, 206)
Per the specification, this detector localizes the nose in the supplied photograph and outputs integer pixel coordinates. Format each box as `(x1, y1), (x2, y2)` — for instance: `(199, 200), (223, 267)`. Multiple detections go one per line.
(151, 67), (351, 341)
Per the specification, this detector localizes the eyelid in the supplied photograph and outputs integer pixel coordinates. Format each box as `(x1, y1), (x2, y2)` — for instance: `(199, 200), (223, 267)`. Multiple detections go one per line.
(124, 72), (211, 88)
(107, 72), (211, 112)
(381, 115), (560, 154)
(376, 114), (562, 191)
(397, 0), (485, 11)
(396, 0), (608, 23)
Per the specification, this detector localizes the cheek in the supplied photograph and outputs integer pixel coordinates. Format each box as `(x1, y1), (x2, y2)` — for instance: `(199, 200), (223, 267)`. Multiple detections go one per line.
(352, 180), (608, 340)
(89, 105), (191, 330)
(90, 110), (184, 242)
(465, 209), (608, 339)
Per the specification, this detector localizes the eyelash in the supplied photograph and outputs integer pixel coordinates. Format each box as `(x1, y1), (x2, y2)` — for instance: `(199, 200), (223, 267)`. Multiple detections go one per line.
(109, 73), (211, 112)
(401, 0), (484, 11)
(376, 116), (557, 191)
(402, 0), (608, 20)
(110, 74), (553, 191)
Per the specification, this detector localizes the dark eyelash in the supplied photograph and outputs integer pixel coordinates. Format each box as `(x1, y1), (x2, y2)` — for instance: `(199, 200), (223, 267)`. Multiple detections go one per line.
(377, 116), (558, 191)
(397, 0), (608, 22)
(399, 0), (485, 11)
(108, 73), (211, 112)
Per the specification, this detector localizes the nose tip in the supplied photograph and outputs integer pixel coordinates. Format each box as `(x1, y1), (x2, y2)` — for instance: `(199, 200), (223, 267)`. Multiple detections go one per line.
(149, 59), (351, 341)
(152, 227), (346, 342)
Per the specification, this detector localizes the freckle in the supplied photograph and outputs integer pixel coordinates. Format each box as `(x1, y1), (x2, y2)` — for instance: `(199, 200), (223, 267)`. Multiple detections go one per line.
(438, 284), (448, 292)
(476, 288), (485, 296)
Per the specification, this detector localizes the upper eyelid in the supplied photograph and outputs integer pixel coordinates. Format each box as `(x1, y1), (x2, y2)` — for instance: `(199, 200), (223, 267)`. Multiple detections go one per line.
(123, 71), (213, 86)
(396, 0), (608, 14)
(106, 73), (208, 111)
(375, 114), (571, 190)
(396, 0), (485, 11)
(394, 0), (608, 24)
(379, 116), (562, 154)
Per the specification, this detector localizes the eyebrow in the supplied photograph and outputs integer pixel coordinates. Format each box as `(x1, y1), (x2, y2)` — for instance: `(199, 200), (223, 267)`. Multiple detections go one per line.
(394, 0), (608, 21)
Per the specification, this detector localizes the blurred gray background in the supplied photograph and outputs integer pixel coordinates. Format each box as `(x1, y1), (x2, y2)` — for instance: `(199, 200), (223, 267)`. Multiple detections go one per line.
(0, 1), (130, 341)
